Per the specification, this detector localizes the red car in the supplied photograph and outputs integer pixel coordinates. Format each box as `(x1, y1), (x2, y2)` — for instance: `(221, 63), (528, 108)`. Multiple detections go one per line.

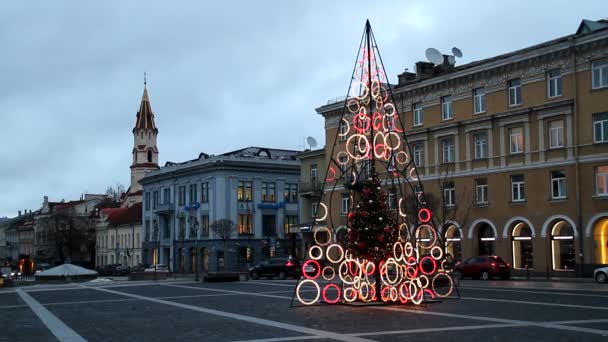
(453, 256), (510, 280)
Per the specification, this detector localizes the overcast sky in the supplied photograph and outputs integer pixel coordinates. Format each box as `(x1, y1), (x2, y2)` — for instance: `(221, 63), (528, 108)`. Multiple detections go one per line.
(1, 1), (606, 217)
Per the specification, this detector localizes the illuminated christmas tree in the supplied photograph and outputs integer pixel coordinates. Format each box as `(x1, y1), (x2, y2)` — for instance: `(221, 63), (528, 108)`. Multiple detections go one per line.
(294, 20), (454, 306)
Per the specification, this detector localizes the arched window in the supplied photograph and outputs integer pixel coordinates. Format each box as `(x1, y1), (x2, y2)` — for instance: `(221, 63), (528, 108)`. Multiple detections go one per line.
(551, 221), (575, 271)
(190, 248), (197, 273)
(512, 222), (533, 269)
(478, 223), (495, 256)
(593, 218), (608, 264)
(147, 150), (152, 162)
(444, 225), (462, 262)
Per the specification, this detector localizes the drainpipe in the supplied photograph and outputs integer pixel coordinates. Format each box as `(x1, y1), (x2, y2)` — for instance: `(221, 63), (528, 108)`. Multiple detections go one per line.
(569, 37), (584, 277)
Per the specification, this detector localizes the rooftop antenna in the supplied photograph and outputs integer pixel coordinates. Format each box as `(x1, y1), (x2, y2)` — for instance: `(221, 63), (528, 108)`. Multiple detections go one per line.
(425, 48), (444, 65)
(144, 71), (147, 86)
(306, 136), (318, 150)
(452, 47), (463, 58)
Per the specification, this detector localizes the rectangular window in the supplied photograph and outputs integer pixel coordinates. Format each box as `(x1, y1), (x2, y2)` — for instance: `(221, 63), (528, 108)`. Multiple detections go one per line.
(413, 102), (423, 126)
(549, 120), (564, 148)
(473, 88), (486, 114)
(339, 154), (348, 174)
(508, 79), (522, 106)
(596, 166), (608, 196)
(443, 182), (455, 207)
(163, 188), (171, 204)
(509, 127), (524, 154)
(511, 174), (525, 202)
(442, 136), (455, 163)
(592, 59), (608, 89)
(200, 182), (209, 203)
(412, 142), (424, 166)
(144, 192), (151, 211)
(475, 178), (488, 204)
(238, 214), (253, 235)
(283, 183), (298, 203)
(473, 132), (488, 159)
(339, 120), (348, 141)
(152, 191), (159, 209)
(189, 184), (197, 204)
(341, 193), (350, 214)
(284, 215), (298, 235)
(261, 182), (276, 202)
(178, 186), (186, 206)
(237, 181), (253, 201)
(441, 95), (453, 120)
(551, 171), (566, 199)
(548, 69), (562, 98)
(388, 190), (397, 210)
(310, 164), (318, 181)
(201, 215), (209, 236)
(594, 113), (608, 143)
(311, 202), (319, 218)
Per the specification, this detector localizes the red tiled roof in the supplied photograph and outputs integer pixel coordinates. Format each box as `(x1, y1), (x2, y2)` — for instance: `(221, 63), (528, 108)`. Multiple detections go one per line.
(133, 86), (157, 133)
(101, 202), (142, 225)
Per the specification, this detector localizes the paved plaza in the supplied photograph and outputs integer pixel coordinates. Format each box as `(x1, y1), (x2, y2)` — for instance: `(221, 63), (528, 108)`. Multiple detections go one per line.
(1, 278), (608, 341)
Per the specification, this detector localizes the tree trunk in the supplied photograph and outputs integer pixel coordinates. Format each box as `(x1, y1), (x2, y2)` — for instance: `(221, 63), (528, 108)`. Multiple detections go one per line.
(374, 261), (382, 302)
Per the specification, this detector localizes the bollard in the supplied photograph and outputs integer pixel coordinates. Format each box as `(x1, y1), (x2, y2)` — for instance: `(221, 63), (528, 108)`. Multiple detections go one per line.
(525, 264), (530, 280)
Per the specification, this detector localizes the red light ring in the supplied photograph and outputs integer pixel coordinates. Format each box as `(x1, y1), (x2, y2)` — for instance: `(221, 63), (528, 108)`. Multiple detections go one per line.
(419, 255), (437, 276)
(302, 259), (321, 280)
(322, 283), (341, 304)
(418, 208), (431, 223)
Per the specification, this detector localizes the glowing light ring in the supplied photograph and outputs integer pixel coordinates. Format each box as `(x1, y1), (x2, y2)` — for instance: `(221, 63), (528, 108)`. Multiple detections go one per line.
(346, 135), (370, 160)
(344, 249), (353, 262)
(357, 135), (370, 154)
(352, 81), (369, 100)
(348, 259), (361, 277)
(405, 265), (418, 279)
(384, 132), (401, 151)
(399, 223), (410, 241)
(404, 242), (414, 257)
(408, 281), (421, 304)
(384, 103), (396, 117)
(352, 115), (370, 134)
(296, 279), (320, 305)
(399, 282), (410, 303)
(361, 260), (376, 276)
(406, 254), (419, 267)
(326, 244), (344, 264)
(309, 245), (323, 260)
(372, 112), (384, 131)
(381, 258), (400, 285)
(347, 99), (360, 114)
(338, 260), (357, 284)
(417, 192), (426, 205)
(302, 259), (321, 280)
(418, 274), (430, 289)
(416, 224), (437, 250)
(380, 286), (391, 302)
(325, 166), (336, 182)
(418, 208), (431, 223)
(336, 151), (349, 166)
(424, 289), (436, 299)
(313, 226), (332, 246)
(419, 256), (437, 276)
(315, 203), (328, 222)
(343, 287), (358, 302)
(371, 79), (381, 98)
(430, 246), (444, 260)
(390, 286), (399, 302)
(359, 281), (371, 301)
(409, 168), (419, 181)
(338, 118), (350, 137)
(350, 171), (357, 185)
(432, 272), (454, 298)
(322, 283), (341, 304)
(393, 242), (404, 262)
(322, 266), (335, 281)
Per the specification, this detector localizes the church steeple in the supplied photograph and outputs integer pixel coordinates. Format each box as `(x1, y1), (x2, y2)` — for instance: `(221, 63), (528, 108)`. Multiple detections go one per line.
(124, 75), (159, 207)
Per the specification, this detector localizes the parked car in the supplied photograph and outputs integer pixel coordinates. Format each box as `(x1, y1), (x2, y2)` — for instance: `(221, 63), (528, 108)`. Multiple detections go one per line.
(593, 266), (608, 283)
(453, 256), (511, 280)
(144, 264), (169, 272)
(35, 263), (51, 274)
(131, 263), (148, 272)
(249, 258), (300, 280)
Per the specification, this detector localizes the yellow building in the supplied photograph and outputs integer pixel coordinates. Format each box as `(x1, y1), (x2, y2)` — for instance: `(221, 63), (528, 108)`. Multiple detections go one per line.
(314, 19), (608, 277)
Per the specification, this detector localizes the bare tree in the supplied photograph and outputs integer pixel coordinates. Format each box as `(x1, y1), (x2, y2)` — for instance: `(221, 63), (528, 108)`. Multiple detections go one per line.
(106, 183), (126, 202)
(210, 219), (236, 271)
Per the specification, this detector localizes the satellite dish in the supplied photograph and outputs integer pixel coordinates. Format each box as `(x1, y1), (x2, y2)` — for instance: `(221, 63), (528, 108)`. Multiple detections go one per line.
(452, 47), (463, 58)
(306, 136), (318, 149)
(425, 48), (443, 65)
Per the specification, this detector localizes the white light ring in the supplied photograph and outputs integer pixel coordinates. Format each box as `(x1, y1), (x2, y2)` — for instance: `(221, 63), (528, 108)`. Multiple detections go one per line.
(326, 243), (344, 264)
(384, 132), (401, 151)
(347, 99), (361, 114)
(411, 286), (424, 305)
(336, 151), (350, 166)
(371, 79), (381, 99)
(430, 245), (444, 260)
(393, 242), (404, 262)
(409, 168), (418, 181)
(343, 287), (358, 302)
(359, 281), (370, 302)
(350, 171), (357, 185)
(432, 272), (454, 298)
(419, 274), (430, 289)
(395, 151), (409, 165)
(417, 192), (427, 205)
(344, 249), (353, 262)
(381, 258), (400, 286)
(315, 203), (328, 222)
(408, 281), (419, 302)
(415, 225), (437, 250)
(313, 226), (332, 246)
(399, 223), (410, 241)
(398, 199), (408, 219)
(338, 118), (350, 137)
(389, 286), (399, 302)
(296, 279), (320, 306)
(404, 242), (414, 257)
(322, 266), (335, 281)
(338, 260), (356, 285)
(441, 259), (450, 272)
(384, 102), (396, 117)
(309, 245), (324, 260)
(352, 81), (369, 100)
(353, 276), (362, 290)
(357, 135), (370, 154)
(346, 134), (370, 160)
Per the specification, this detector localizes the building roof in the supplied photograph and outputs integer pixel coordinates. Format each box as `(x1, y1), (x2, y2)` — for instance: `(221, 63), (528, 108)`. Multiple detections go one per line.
(133, 84), (157, 133)
(100, 202), (142, 226)
(220, 147), (300, 160)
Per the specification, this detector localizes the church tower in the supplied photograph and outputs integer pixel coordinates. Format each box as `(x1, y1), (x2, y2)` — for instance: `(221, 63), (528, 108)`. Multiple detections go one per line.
(124, 77), (159, 207)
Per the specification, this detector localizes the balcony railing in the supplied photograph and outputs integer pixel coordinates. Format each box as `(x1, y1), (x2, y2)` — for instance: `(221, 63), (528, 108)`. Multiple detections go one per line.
(299, 180), (323, 195)
(154, 202), (174, 215)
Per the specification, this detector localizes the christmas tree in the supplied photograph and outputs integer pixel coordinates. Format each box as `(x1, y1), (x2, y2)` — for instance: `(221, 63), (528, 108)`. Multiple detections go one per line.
(294, 20), (454, 306)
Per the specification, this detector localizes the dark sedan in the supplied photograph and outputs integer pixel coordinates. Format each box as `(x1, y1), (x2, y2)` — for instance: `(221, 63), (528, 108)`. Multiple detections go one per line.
(249, 258), (300, 280)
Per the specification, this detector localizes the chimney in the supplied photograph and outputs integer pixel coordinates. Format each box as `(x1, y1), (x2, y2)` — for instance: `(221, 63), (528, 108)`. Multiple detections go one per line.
(397, 71), (417, 86)
(18, 210), (21, 216)
(415, 61), (436, 80)
(44, 195), (48, 205)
